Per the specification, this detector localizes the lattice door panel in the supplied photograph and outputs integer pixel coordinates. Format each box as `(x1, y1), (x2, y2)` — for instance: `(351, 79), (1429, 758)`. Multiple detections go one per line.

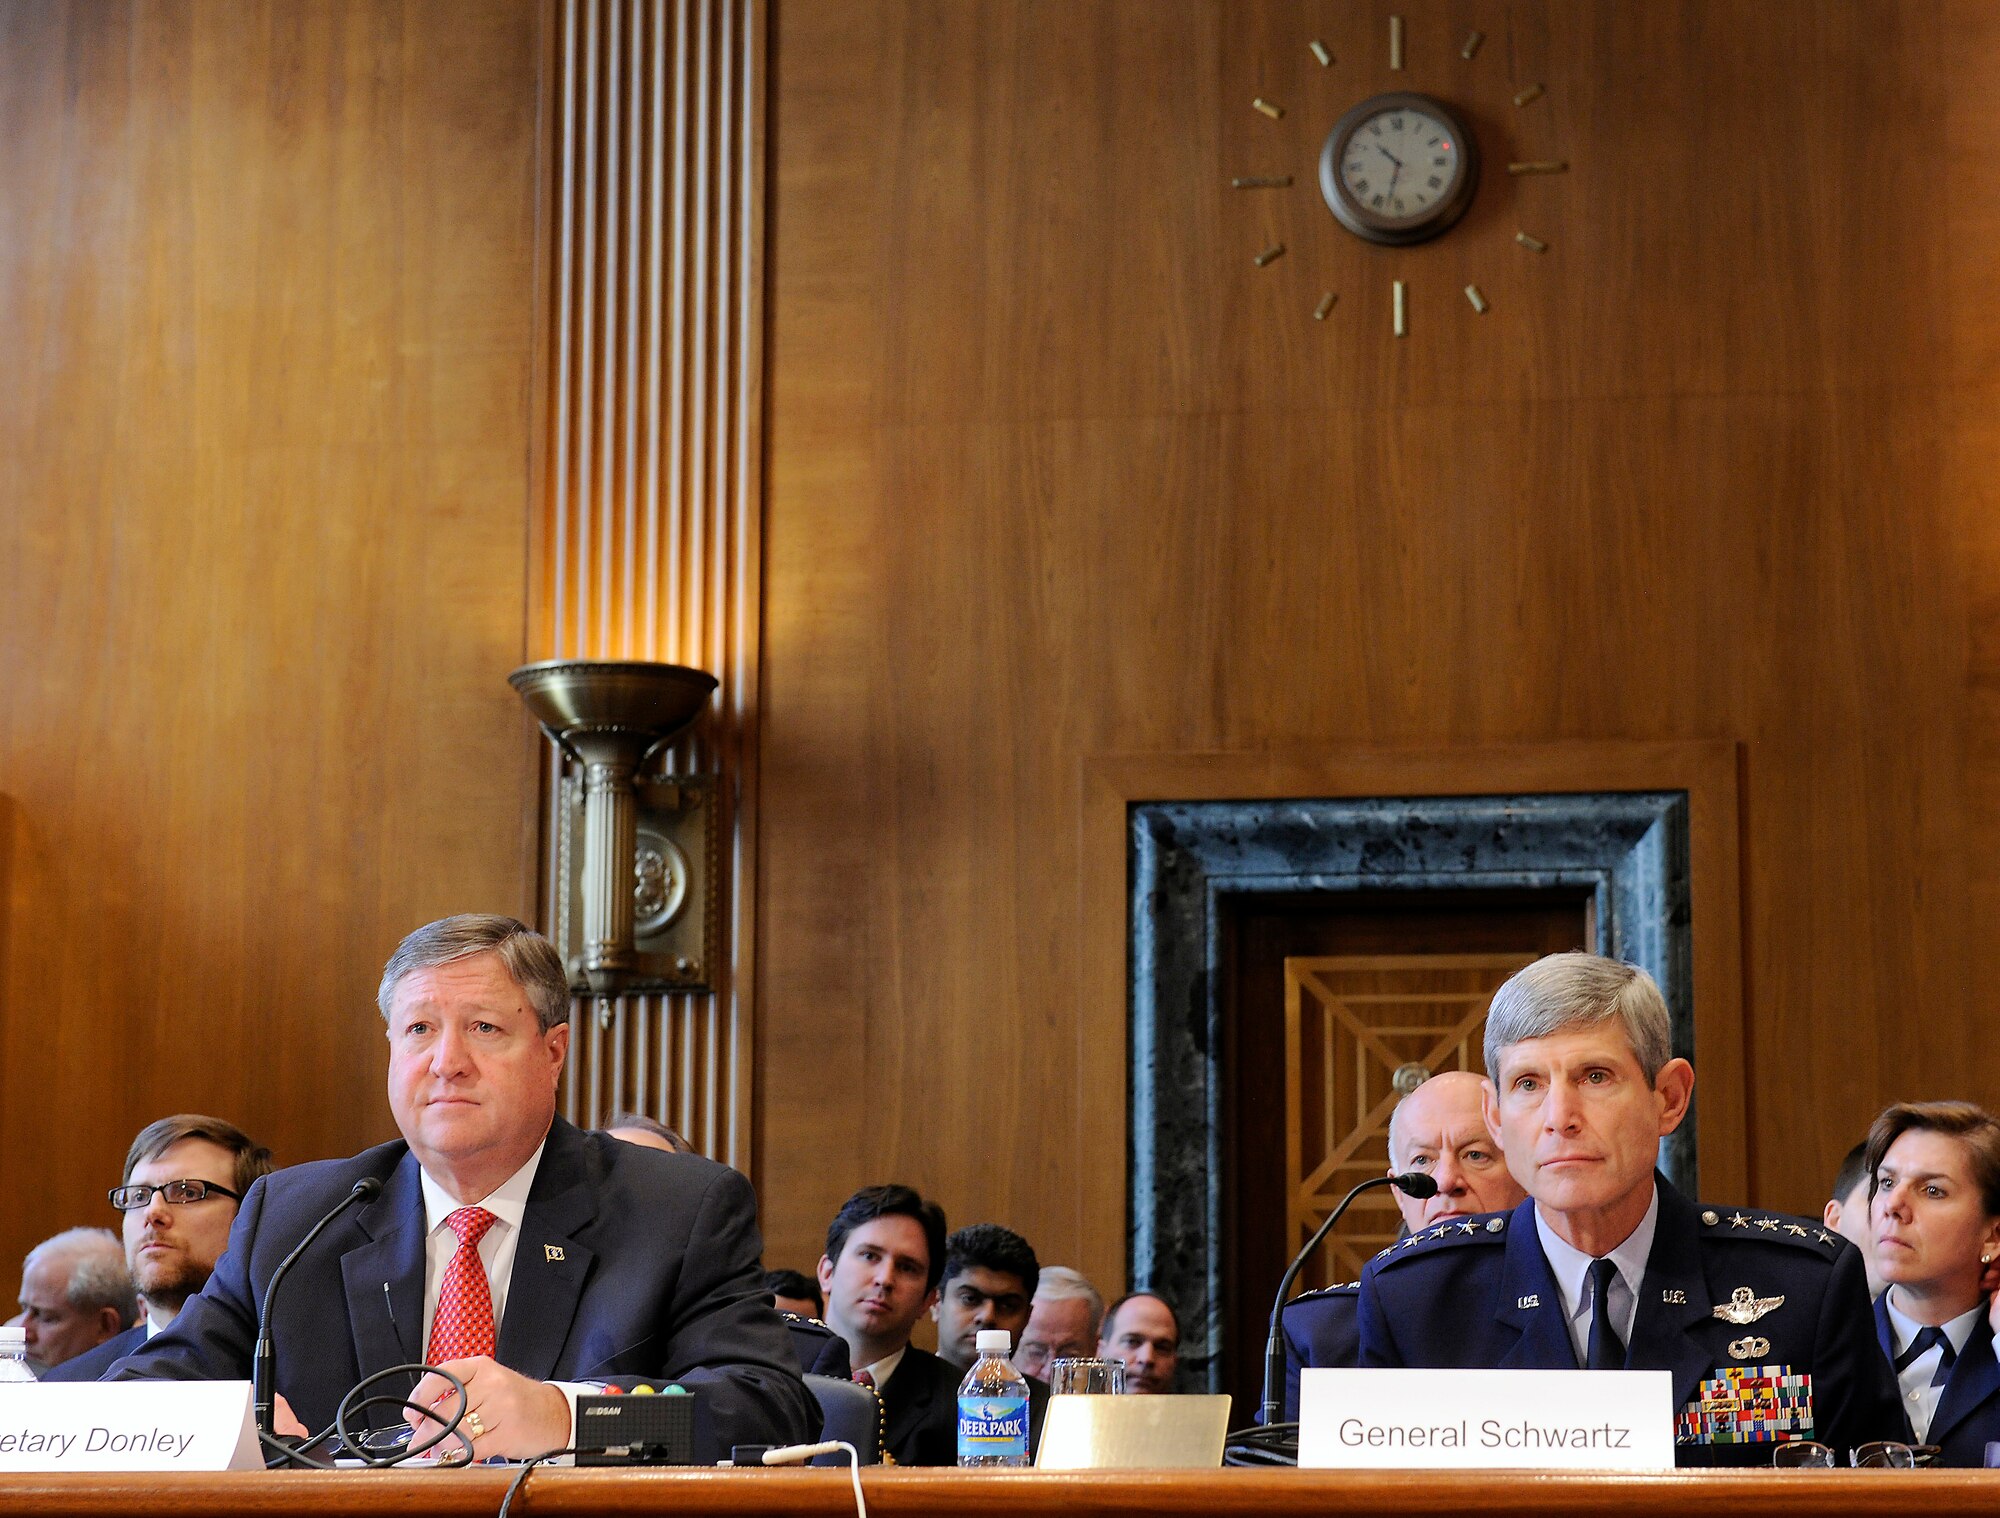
(1284, 953), (1534, 1287)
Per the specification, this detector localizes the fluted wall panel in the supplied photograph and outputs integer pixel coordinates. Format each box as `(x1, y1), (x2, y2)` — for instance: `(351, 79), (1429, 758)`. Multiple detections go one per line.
(536, 0), (764, 1171)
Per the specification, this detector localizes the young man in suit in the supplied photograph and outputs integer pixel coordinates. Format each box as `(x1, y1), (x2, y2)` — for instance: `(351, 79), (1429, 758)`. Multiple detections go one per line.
(817, 1185), (959, 1464)
(1356, 952), (1902, 1465)
(111, 914), (813, 1462)
(46, 1114), (273, 1383)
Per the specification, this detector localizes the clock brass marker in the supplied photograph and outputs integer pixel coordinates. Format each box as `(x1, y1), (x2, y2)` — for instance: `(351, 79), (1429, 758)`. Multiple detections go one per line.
(1461, 31), (1485, 60)
(1513, 83), (1545, 107)
(1392, 280), (1407, 337)
(1309, 40), (1332, 67)
(1313, 291), (1338, 321)
(1508, 160), (1569, 175)
(1253, 97), (1285, 120)
(1232, 175), (1294, 188)
(1516, 231), (1548, 252)
(1254, 243), (1286, 267)
(1389, 15), (1404, 70)
(1464, 284), (1488, 313)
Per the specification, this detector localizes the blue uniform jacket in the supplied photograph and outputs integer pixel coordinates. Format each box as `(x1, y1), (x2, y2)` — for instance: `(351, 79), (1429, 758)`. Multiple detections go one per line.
(1872, 1293), (2000, 1466)
(1356, 1175), (1902, 1465)
(1277, 1284), (1358, 1422)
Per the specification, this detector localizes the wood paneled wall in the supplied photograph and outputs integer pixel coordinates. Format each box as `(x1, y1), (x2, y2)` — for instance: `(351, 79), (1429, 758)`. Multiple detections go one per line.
(0, 0), (545, 1272)
(536, 0), (766, 1170)
(758, 0), (2000, 1292)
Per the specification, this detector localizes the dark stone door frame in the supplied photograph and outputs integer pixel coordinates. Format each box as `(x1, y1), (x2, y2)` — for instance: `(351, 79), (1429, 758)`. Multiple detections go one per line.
(1077, 744), (1745, 1393)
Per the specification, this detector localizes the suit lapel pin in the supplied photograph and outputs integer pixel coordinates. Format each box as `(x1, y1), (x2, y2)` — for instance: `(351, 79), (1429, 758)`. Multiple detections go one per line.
(1661, 1289), (1688, 1305)
(1712, 1285), (1784, 1324)
(1517, 1295), (1540, 1309)
(1727, 1335), (1772, 1360)
(545, 1244), (566, 1262)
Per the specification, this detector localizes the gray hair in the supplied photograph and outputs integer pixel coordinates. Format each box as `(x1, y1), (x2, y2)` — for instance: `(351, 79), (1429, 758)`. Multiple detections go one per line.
(1482, 952), (1673, 1085)
(377, 914), (571, 1034)
(1032, 1265), (1105, 1336)
(26, 1228), (139, 1329)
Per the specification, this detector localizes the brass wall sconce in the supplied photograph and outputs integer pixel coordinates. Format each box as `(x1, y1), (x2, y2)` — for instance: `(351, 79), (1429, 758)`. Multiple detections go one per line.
(509, 660), (720, 994)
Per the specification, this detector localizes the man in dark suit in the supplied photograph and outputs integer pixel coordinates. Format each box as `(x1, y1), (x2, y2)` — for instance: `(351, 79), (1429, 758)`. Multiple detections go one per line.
(1355, 952), (1902, 1465)
(111, 914), (813, 1463)
(1278, 1070), (1526, 1420)
(47, 1113), (274, 1383)
(817, 1184), (960, 1464)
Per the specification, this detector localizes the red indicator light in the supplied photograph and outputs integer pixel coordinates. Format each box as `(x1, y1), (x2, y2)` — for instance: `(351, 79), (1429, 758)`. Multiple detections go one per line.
(1441, 140), (1453, 150)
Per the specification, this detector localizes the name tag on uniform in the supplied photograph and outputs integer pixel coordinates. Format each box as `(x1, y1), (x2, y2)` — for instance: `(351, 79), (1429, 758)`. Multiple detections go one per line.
(1299, 1369), (1673, 1469)
(0, 1382), (260, 1471)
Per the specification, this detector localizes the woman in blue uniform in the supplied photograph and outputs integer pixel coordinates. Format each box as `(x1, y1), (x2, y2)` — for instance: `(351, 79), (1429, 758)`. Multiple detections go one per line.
(1867, 1100), (2000, 1466)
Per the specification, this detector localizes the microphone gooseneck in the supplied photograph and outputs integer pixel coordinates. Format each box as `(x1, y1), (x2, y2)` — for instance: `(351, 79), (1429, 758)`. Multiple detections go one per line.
(255, 1177), (384, 1451)
(1258, 1171), (1436, 1427)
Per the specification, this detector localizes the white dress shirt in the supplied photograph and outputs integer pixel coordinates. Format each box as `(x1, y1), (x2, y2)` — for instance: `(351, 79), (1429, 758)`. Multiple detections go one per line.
(414, 1141), (594, 1453)
(1535, 1182), (1661, 1366)
(416, 1141), (545, 1355)
(1881, 1291), (1981, 1442)
(858, 1345), (907, 1391)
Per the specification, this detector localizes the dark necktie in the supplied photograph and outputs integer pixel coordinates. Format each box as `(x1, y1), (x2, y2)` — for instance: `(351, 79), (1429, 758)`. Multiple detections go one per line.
(1894, 1325), (1957, 1387)
(1586, 1257), (1625, 1370)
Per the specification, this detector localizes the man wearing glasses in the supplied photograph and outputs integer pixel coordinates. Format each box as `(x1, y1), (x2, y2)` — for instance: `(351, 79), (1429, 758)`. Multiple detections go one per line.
(45, 1115), (273, 1382)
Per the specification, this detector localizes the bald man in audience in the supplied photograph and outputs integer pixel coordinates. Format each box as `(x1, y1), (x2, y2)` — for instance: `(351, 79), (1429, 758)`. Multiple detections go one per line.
(17, 1229), (138, 1376)
(602, 1112), (692, 1154)
(1097, 1292), (1181, 1394)
(1275, 1070), (1528, 1419)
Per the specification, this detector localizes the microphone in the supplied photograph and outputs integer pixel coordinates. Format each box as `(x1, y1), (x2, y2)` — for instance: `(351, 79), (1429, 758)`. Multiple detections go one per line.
(1259, 1171), (1439, 1427)
(255, 1177), (384, 1449)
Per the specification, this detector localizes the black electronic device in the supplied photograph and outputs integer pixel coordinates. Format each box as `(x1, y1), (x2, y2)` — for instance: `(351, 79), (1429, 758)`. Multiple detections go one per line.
(574, 1390), (697, 1465)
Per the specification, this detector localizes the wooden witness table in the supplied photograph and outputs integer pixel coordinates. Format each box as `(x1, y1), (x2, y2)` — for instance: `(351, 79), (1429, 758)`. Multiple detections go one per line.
(0, 1469), (1993, 1518)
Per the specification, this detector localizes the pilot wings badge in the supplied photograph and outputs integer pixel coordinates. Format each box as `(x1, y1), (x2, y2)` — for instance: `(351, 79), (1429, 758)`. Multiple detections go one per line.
(1712, 1285), (1784, 1325)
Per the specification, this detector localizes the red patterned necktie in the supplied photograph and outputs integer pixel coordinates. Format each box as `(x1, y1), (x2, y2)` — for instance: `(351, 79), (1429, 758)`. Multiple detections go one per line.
(426, 1207), (499, 1364)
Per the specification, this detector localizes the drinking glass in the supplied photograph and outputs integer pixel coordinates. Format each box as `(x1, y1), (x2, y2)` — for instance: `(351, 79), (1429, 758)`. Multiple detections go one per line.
(1046, 1357), (1126, 1395)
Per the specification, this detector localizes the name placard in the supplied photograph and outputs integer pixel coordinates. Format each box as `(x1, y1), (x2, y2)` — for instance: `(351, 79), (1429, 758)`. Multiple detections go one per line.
(1298, 1369), (1674, 1470)
(0, 1381), (260, 1471)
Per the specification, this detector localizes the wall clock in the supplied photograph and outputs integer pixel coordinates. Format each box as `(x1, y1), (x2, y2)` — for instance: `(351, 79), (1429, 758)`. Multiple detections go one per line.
(1233, 18), (1569, 334)
(1320, 91), (1478, 246)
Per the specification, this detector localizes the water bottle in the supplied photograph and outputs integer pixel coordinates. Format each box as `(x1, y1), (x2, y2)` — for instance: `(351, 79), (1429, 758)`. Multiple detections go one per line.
(957, 1327), (1030, 1467)
(0, 1327), (34, 1383)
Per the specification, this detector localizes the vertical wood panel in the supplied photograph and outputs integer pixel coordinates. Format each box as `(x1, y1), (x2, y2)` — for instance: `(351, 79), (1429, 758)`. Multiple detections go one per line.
(0, 0), (544, 1276)
(537, 0), (764, 1170)
(759, 0), (1999, 1294)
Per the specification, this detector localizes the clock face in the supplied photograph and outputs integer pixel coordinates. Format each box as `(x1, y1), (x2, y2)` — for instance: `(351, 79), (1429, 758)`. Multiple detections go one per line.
(1319, 91), (1480, 246)
(1340, 107), (1461, 222)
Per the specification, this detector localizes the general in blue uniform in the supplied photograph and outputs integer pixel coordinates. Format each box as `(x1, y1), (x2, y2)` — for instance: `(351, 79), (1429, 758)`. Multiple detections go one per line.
(1357, 1179), (1901, 1464)
(1352, 951), (1901, 1466)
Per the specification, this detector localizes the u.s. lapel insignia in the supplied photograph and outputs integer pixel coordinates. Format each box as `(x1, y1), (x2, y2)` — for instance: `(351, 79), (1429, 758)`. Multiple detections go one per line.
(1517, 1295), (1541, 1309)
(1662, 1289), (1688, 1305)
(1728, 1335), (1772, 1360)
(1712, 1285), (1784, 1324)
(544, 1244), (566, 1262)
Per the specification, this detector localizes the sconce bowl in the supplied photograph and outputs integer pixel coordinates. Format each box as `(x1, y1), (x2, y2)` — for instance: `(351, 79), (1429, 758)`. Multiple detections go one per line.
(508, 660), (718, 766)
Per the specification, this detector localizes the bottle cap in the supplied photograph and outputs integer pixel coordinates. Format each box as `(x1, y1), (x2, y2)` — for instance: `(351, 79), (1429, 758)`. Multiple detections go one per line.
(975, 1329), (1012, 1353)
